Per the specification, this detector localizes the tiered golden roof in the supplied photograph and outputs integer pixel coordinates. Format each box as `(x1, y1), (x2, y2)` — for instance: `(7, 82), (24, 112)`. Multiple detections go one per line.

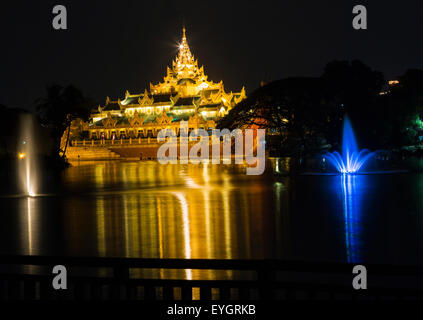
(89, 27), (246, 131)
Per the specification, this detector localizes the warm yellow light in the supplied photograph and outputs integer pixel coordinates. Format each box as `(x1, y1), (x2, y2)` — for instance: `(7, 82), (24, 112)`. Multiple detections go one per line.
(18, 152), (26, 159)
(84, 26), (247, 140)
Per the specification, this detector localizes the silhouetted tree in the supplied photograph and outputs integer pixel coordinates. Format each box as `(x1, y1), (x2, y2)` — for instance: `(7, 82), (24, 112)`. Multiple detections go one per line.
(218, 77), (340, 156)
(35, 85), (92, 159)
(386, 69), (423, 147)
(322, 60), (385, 148)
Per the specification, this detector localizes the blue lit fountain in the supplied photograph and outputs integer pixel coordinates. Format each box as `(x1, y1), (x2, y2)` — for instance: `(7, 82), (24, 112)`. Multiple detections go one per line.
(324, 116), (371, 263)
(326, 116), (376, 174)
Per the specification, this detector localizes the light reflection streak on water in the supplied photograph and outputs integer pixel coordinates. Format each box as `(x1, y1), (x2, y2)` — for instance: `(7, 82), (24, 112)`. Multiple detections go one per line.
(222, 177), (232, 260)
(26, 197), (33, 255)
(202, 165), (212, 260)
(157, 197), (164, 259)
(274, 181), (284, 256)
(96, 197), (106, 255)
(340, 174), (362, 263)
(174, 192), (192, 280)
(123, 194), (130, 258)
(22, 196), (39, 275)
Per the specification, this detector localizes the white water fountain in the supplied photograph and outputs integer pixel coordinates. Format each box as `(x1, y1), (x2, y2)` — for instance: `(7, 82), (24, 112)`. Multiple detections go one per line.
(18, 114), (38, 197)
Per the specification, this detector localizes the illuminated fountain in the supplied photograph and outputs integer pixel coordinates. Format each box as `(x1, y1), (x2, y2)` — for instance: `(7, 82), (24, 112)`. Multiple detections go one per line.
(17, 114), (38, 197)
(326, 116), (376, 174)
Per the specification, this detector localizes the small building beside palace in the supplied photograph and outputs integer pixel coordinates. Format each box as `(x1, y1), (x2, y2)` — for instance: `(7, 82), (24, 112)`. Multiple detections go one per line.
(72, 27), (246, 141)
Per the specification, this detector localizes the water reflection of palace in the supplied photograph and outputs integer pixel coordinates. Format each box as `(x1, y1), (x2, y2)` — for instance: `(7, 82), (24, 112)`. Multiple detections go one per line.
(8, 159), (423, 277)
(60, 161), (285, 279)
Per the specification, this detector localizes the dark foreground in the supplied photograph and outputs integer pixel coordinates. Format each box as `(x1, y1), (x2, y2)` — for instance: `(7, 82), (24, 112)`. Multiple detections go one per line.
(1, 255), (422, 301)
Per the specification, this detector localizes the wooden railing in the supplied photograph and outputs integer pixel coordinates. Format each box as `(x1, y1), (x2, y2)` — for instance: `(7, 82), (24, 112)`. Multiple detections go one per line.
(0, 255), (422, 300)
(71, 138), (205, 147)
(71, 138), (154, 147)
(71, 136), (227, 147)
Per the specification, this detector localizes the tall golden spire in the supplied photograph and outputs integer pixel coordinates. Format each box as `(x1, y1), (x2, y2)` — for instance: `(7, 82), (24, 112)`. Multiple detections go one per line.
(177, 27), (193, 63)
(173, 26), (196, 77)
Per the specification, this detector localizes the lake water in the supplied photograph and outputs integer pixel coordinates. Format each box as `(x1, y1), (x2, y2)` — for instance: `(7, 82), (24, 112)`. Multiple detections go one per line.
(1, 159), (423, 267)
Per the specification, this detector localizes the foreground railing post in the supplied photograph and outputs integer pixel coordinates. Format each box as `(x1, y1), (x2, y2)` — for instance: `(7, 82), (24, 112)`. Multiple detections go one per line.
(200, 286), (211, 301)
(181, 285), (192, 301)
(0, 279), (5, 300)
(8, 278), (20, 300)
(144, 285), (156, 300)
(163, 286), (174, 300)
(239, 285), (250, 300)
(257, 263), (275, 300)
(23, 279), (36, 300)
(91, 278), (104, 301)
(113, 265), (129, 300)
(40, 280), (51, 300)
(219, 286), (231, 300)
(74, 280), (88, 301)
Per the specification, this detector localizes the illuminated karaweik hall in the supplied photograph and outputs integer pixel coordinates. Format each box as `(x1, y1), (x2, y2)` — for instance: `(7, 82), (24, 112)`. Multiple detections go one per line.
(80, 27), (246, 140)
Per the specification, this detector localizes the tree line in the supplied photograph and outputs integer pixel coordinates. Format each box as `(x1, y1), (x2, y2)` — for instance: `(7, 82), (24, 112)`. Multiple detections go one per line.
(218, 60), (423, 157)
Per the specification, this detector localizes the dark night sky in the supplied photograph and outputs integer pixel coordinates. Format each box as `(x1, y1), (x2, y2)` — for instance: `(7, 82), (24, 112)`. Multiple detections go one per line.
(1, 0), (423, 110)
